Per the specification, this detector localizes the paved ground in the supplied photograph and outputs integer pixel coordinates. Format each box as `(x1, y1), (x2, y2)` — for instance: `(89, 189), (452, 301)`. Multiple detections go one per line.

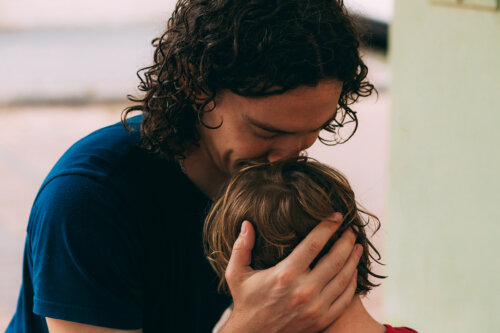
(0, 50), (390, 330)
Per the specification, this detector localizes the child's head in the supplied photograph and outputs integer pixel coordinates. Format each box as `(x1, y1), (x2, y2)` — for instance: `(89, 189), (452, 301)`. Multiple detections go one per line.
(203, 157), (384, 295)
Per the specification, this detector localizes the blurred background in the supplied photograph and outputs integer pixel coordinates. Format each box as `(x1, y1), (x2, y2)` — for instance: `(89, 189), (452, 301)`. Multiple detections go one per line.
(1, 0), (499, 331)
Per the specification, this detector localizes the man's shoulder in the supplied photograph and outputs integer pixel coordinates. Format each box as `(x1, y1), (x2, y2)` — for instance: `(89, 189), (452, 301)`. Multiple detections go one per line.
(27, 116), (153, 232)
(31, 114), (202, 223)
(46, 116), (143, 180)
(38, 115), (183, 194)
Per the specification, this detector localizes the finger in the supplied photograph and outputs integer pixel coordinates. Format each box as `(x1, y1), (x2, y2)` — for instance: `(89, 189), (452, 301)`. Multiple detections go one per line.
(282, 213), (343, 272)
(310, 227), (358, 286)
(326, 267), (357, 321)
(321, 243), (362, 302)
(225, 221), (256, 284)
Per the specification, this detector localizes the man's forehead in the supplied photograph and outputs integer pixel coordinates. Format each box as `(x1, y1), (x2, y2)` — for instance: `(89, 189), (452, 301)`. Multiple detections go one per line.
(229, 80), (342, 131)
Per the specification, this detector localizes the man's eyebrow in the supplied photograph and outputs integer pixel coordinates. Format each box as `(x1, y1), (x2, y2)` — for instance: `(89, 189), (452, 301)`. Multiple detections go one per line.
(243, 113), (337, 134)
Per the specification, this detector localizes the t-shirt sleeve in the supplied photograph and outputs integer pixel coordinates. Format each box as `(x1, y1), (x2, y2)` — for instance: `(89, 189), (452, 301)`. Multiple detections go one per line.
(28, 174), (143, 330)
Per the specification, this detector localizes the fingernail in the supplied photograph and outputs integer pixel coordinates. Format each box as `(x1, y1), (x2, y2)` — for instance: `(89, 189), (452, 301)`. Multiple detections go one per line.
(355, 244), (363, 256)
(332, 212), (343, 223)
(240, 221), (248, 235)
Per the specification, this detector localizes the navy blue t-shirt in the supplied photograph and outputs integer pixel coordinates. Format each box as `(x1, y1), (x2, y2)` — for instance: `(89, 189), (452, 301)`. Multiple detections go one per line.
(6, 116), (230, 332)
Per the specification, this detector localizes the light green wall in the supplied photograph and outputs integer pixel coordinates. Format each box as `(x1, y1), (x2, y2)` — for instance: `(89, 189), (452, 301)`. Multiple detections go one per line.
(387, 1), (500, 332)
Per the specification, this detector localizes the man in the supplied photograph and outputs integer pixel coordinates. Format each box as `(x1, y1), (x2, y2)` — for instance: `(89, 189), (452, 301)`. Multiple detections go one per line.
(7, 0), (375, 332)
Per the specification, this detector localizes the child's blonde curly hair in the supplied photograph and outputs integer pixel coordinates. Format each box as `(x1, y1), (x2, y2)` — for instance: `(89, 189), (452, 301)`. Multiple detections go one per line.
(203, 157), (384, 295)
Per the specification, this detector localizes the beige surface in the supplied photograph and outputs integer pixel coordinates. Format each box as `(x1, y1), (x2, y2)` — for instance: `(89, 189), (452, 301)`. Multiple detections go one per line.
(387, 0), (500, 331)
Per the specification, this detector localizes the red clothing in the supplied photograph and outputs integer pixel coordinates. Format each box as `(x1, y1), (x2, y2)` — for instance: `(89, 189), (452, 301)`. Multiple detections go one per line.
(384, 324), (418, 333)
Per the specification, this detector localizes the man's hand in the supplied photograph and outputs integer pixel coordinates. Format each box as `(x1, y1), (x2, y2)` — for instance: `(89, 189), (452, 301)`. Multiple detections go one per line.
(219, 213), (361, 333)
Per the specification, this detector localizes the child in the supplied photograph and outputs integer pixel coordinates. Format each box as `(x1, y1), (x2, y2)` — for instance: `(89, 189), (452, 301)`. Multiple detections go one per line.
(204, 157), (417, 333)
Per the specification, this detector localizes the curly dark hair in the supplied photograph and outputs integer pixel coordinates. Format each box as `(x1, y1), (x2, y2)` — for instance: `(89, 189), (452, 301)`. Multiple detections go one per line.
(204, 157), (385, 295)
(123, 0), (375, 160)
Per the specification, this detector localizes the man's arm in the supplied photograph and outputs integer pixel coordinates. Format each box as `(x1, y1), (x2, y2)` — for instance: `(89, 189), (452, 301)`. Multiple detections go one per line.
(220, 213), (361, 333)
(46, 318), (142, 333)
(29, 175), (143, 330)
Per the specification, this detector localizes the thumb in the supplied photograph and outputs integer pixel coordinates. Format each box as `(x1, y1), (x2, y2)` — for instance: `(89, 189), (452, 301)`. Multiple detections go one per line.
(226, 221), (255, 280)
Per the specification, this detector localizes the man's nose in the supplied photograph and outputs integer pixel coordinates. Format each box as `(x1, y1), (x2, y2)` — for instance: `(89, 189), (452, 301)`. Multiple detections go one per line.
(266, 132), (319, 163)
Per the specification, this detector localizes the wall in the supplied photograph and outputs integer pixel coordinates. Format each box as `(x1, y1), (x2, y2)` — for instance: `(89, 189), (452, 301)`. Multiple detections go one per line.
(387, 1), (500, 331)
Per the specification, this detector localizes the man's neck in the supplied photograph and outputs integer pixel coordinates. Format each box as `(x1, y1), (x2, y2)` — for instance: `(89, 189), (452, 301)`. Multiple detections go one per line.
(323, 296), (385, 333)
(181, 146), (229, 199)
